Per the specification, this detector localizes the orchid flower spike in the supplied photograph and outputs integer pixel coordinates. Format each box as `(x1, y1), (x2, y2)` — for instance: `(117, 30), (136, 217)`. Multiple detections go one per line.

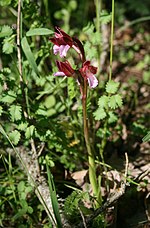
(79, 61), (98, 88)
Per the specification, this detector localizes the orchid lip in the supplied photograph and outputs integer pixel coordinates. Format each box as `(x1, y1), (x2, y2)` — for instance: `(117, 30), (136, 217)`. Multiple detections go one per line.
(54, 72), (66, 76)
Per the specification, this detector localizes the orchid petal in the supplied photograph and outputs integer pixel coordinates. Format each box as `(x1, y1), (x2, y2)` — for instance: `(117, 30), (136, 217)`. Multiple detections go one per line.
(53, 45), (60, 55)
(87, 73), (98, 88)
(59, 45), (70, 58)
(54, 71), (65, 76)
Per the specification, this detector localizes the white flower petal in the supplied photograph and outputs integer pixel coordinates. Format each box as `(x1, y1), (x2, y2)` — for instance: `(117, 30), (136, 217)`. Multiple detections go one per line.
(53, 45), (60, 55)
(59, 45), (70, 58)
(87, 73), (98, 88)
(54, 72), (65, 76)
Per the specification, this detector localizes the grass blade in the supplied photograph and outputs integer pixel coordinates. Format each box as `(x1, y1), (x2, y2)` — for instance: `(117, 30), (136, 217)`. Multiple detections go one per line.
(26, 28), (54, 36)
(46, 159), (62, 228)
(21, 36), (39, 75)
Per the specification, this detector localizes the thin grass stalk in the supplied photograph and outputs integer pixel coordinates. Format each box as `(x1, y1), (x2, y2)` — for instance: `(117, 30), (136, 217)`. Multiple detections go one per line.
(95, 0), (102, 75)
(109, 0), (115, 81)
(82, 79), (99, 206)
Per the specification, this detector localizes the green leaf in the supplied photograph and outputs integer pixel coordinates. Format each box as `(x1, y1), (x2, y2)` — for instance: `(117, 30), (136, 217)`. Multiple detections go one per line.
(100, 10), (112, 24)
(9, 105), (22, 122)
(0, 0), (11, 6)
(93, 107), (107, 120)
(26, 28), (54, 36)
(68, 77), (77, 100)
(27, 206), (33, 214)
(2, 36), (14, 54)
(1, 90), (17, 103)
(44, 95), (56, 109)
(98, 95), (109, 108)
(108, 94), (123, 109)
(17, 122), (28, 131)
(36, 105), (48, 116)
(21, 37), (39, 75)
(9, 130), (21, 145)
(46, 160), (62, 227)
(25, 125), (35, 139)
(0, 106), (3, 116)
(106, 80), (120, 94)
(0, 25), (13, 38)
(108, 111), (118, 123)
(13, 208), (27, 220)
(17, 181), (25, 192)
(142, 131), (150, 142)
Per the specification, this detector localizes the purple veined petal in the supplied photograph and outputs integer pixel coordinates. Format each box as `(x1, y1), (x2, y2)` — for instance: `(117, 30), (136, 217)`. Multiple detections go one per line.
(87, 73), (98, 88)
(53, 45), (60, 55)
(59, 44), (70, 58)
(54, 71), (66, 76)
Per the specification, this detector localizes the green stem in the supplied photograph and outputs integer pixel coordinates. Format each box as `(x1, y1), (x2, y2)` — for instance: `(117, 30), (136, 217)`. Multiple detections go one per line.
(82, 79), (99, 205)
(99, 120), (109, 192)
(109, 0), (115, 81)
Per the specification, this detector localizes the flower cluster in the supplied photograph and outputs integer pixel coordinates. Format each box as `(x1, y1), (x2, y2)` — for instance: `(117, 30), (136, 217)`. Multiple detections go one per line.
(50, 27), (98, 89)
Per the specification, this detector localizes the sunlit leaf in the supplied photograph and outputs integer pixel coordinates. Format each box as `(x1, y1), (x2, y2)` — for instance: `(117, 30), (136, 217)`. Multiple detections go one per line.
(142, 132), (150, 142)
(108, 94), (123, 109)
(0, 25), (13, 38)
(1, 90), (17, 103)
(98, 95), (109, 108)
(9, 130), (21, 145)
(21, 37), (39, 75)
(9, 105), (22, 122)
(93, 107), (107, 120)
(106, 80), (120, 94)
(26, 28), (53, 36)
(2, 36), (14, 54)
(25, 125), (35, 139)
(0, 106), (3, 116)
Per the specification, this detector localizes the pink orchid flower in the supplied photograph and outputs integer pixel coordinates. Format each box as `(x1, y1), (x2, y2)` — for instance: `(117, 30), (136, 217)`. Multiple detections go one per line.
(79, 61), (98, 88)
(54, 60), (98, 89)
(50, 27), (83, 58)
(54, 61), (75, 77)
(50, 27), (74, 58)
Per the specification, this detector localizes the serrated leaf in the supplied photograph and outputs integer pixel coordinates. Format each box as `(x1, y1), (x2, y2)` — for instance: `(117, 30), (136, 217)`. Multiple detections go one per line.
(17, 122), (28, 131)
(1, 90), (17, 103)
(9, 105), (22, 122)
(26, 28), (53, 36)
(98, 95), (109, 108)
(93, 107), (107, 120)
(115, 94), (123, 107)
(2, 37), (14, 54)
(68, 77), (77, 100)
(25, 125), (35, 139)
(0, 25), (13, 38)
(21, 37), (39, 75)
(9, 130), (21, 145)
(106, 80), (120, 94)
(100, 10), (111, 24)
(108, 111), (118, 123)
(108, 94), (123, 109)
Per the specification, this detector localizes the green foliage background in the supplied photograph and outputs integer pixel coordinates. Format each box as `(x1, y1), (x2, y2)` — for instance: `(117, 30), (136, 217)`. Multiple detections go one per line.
(0, 0), (149, 227)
